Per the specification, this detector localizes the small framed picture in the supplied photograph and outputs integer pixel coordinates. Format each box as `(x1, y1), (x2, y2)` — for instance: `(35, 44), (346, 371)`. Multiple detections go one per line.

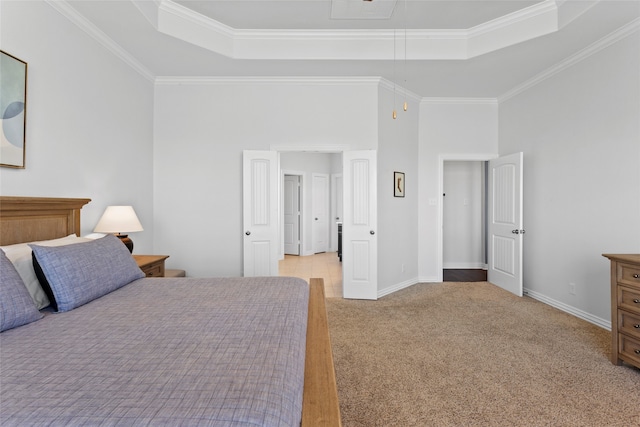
(394, 171), (405, 197)
(1, 50), (28, 168)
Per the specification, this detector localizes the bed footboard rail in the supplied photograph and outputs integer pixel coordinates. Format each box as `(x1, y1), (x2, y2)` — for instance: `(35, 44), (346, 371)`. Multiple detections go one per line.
(301, 278), (342, 427)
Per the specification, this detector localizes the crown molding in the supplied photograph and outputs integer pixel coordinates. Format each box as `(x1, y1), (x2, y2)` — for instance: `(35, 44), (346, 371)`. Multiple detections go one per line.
(46, 0), (627, 104)
(44, 0), (566, 82)
(151, 0), (561, 61)
(468, 0), (557, 38)
(421, 98), (498, 105)
(498, 17), (640, 103)
(159, 0), (234, 38)
(378, 78), (423, 104)
(466, 0), (558, 58)
(155, 0), (235, 57)
(271, 144), (352, 153)
(155, 76), (384, 86)
(45, 0), (154, 82)
(131, 0), (161, 29)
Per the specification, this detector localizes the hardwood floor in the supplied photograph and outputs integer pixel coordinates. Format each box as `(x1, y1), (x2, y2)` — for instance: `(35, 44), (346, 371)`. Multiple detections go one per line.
(280, 256), (485, 295)
(443, 268), (487, 282)
(279, 252), (343, 298)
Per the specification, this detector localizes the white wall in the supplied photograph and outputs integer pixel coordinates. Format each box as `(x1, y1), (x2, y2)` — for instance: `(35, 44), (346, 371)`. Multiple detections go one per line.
(0, 1), (155, 252)
(418, 100), (499, 282)
(443, 161), (485, 269)
(499, 30), (640, 326)
(377, 84), (421, 295)
(153, 80), (378, 276)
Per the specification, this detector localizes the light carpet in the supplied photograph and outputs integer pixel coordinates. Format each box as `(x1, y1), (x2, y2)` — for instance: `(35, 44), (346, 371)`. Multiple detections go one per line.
(325, 282), (640, 427)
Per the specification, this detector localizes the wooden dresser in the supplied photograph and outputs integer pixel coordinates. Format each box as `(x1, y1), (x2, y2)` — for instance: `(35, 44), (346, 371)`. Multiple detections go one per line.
(603, 254), (640, 369)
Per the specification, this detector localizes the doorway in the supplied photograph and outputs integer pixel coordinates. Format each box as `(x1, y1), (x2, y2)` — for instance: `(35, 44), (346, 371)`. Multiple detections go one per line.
(244, 148), (378, 299)
(441, 158), (489, 282)
(279, 152), (343, 294)
(281, 152), (341, 257)
(439, 153), (524, 294)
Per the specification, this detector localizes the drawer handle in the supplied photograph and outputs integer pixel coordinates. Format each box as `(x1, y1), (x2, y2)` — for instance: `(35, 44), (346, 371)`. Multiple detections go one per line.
(635, 324), (640, 329)
(634, 274), (640, 279)
(634, 299), (640, 304)
(636, 350), (640, 355)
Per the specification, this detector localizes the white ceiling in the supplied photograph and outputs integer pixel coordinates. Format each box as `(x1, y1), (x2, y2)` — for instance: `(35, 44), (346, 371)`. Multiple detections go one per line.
(172, 0), (542, 29)
(61, 0), (640, 98)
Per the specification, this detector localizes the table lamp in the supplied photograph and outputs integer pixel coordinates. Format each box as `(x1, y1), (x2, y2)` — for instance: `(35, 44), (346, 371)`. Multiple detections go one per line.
(93, 206), (143, 252)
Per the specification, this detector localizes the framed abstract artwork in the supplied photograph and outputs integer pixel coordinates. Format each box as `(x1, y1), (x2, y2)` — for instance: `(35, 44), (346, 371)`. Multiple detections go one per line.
(394, 171), (405, 197)
(1, 50), (27, 168)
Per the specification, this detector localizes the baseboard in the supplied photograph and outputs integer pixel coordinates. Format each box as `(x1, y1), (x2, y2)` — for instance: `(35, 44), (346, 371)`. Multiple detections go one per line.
(301, 250), (316, 256)
(376, 280), (611, 330)
(524, 288), (611, 330)
(374, 281), (611, 332)
(378, 278), (419, 299)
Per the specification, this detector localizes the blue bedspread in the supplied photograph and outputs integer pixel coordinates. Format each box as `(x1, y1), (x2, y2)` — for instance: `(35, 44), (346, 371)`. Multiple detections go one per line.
(0, 276), (309, 426)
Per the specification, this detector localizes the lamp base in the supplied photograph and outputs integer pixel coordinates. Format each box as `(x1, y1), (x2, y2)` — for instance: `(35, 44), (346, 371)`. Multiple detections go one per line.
(116, 234), (134, 253)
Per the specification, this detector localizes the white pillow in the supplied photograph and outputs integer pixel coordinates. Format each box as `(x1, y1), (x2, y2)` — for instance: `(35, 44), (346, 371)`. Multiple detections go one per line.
(1, 234), (91, 309)
(82, 233), (106, 240)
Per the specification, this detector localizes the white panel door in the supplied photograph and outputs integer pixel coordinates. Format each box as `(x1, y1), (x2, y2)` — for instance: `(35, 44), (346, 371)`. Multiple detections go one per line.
(312, 173), (329, 253)
(283, 175), (300, 255)
(488, 152), (524, 296)
(243, 150), (279, 276)
(342, 150), (377, 300)
(331, 173), (343, 252)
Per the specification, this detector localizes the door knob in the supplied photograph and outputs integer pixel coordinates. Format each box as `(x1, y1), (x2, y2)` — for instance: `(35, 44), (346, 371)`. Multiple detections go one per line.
(245, 231), (251, 236)
(370, 230), (375, 235)
(511, 229), (526, 234)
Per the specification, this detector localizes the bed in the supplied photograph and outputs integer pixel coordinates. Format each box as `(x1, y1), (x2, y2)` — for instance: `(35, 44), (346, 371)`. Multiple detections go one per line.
(0, 196), (341, 427)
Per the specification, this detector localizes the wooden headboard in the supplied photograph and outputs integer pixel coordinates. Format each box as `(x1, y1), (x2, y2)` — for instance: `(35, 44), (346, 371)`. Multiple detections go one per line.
(0, 196), (91, 246)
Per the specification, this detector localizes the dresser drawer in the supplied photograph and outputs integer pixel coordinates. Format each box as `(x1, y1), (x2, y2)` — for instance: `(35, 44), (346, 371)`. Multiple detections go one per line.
(618, 262), (640, 289)
(619, 310), (640, 340)
(618, 334), (640, 367)
(603, 254), (640, 368)
(134, 255), (168, 278)
(618, 286), (640, 315)
(143, 263), (164, 277)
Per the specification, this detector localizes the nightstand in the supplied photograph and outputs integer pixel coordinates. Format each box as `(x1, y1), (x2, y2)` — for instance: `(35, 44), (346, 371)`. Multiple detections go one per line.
(134, 255), (169, 277)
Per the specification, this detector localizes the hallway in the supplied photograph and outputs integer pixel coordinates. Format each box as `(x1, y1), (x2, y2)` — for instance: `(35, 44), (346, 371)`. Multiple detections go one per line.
(278, 252), (343, 298)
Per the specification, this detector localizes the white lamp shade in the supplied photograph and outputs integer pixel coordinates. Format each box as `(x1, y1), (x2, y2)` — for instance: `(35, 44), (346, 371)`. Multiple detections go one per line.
(93, 206), (143, 234)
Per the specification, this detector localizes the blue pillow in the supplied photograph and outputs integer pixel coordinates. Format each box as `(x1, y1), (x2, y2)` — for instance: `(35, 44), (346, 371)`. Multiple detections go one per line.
(30, 234), (145, 312)
(1, 249), (43, 332)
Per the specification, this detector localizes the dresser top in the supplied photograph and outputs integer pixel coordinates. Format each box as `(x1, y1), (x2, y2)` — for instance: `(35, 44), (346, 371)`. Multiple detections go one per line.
(602, 254), (640, 264)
